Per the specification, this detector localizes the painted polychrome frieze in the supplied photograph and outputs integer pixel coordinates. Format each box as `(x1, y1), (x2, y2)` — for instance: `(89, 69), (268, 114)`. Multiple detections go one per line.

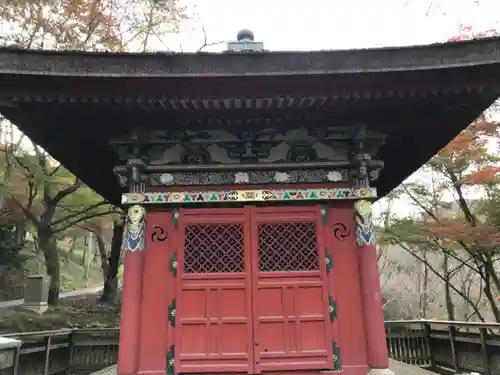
(151, 168), (349, 186)
(122, 205), (146, 252)
(110, 127), (386, 165)
(115, 168), (349, 187)
(121, 187), (377, 205)
(354, 199), (375, 247)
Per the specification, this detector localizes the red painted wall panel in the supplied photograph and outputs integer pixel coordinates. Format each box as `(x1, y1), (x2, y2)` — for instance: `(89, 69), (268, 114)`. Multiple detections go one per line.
(138, 210), (176, 375)
(325, 202), (368, 375)
(134, 203), (369, 375)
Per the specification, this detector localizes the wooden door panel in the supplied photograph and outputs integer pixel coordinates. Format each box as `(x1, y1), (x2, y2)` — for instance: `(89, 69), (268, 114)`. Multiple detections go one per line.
(255, 276), (330, 370)
(250, 207), (332, 372)
(179, 277), (252, 372)
(177, 209), (254, 374)
(177, 206), (332, 374)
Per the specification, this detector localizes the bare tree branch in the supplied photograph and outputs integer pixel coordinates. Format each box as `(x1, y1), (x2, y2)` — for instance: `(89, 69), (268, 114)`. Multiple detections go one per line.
(193, 5), (225, 52)
(50, 178), (83, 205)
(393, 238), (487, 322)
(53, 209), (121, 234)
(50, 200), (112, 227)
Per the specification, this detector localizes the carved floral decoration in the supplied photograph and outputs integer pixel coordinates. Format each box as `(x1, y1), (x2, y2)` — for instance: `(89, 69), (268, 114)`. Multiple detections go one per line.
(354, 199), (375, 247)
(122, 205), (146, 252)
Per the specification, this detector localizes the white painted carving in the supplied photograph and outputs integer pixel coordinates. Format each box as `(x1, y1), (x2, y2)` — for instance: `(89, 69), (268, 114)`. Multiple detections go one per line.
(113, 126), (385, 165)
(234, 172), (249, 183)
(274, 172), (290, 182)
(327, 171), (343, 182)
(160, 173), (174, 184)
(153, 144), (182, 165)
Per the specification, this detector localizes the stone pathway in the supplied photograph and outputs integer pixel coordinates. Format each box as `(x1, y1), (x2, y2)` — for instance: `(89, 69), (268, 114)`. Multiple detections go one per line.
(0, 286), (103, 309)
(389, 359), (436, 374)
(92, 361), (436, 375)
(89, 365), (117, 375)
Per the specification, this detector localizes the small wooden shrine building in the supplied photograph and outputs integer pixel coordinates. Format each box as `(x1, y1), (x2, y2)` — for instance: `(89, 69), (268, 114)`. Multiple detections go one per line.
(0, 31), (500, 375)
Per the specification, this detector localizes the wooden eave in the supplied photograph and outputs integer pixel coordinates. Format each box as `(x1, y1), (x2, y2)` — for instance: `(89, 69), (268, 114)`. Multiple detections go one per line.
(0, 37), (498, 105)
(0, 37), (499, 204)
(0, 36), (499, 77)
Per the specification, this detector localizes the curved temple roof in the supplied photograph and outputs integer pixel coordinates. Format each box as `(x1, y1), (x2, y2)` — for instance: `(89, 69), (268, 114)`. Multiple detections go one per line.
(0, 37), (500, 204)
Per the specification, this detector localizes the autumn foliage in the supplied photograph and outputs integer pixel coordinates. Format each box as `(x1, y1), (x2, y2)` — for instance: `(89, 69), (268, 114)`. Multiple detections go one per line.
(424, 218), (494, 247)
(382, 113), (500, 320)
(383, 115), (500, 321)
(448, 24), (498, 42)
(379, 20), (500, 320)
(0, 0), (188, 304)
(436, 119), (500, 185)
(0, 0), (187, 51)
(414, 117), (500, 248)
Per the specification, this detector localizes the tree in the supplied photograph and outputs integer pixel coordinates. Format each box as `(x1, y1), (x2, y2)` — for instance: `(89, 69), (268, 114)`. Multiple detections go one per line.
(0, 0), (188, 304)
(379, 9), (500, 321)
(405, 0), (499, 39)
(0, 226), (27, 269)
(447, 23), (498, 42)
(0, 0), (187, 52)
(99, 219), (124, 304)
(77, 214), (124, 304)
(382, 116), (500, 322)
(0, 135), (121, 304)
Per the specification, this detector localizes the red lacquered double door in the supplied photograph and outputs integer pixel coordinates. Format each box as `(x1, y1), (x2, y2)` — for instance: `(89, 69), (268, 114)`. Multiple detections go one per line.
(176, 206), (332, 374)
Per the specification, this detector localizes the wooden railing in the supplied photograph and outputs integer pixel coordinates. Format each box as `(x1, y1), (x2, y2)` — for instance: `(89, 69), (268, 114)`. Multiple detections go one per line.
(385, 320), (500, 375)
(3, 321), (500, 375)
(0, 328), (119, 375)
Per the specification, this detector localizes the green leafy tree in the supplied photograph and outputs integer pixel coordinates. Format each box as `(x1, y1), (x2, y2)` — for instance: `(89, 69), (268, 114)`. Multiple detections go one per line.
(380, 20), (500, 321)
(0, 0), (187, 51)
(0, 134), (120, 304)
(382, 117), (500, 322)
(76, 213), (124, 304)
(0, 0), (187, 305)
(0, 226), (27, 269)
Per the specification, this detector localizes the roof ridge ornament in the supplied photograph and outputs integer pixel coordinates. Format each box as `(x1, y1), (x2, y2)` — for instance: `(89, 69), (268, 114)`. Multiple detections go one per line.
(350, 125), (384, 190)
(226, 29), (265, 53)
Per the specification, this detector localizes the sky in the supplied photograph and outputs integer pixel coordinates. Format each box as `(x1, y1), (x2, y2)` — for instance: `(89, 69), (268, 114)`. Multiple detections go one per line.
(165, 0), (499, 217)
(3, 0), (499, 217)
(170, 0), (499, 52)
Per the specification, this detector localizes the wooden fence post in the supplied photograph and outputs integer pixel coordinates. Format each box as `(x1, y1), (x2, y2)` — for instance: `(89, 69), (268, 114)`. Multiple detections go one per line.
(423, 322), (435, 369)
(43, 336), (51, 375)
(479, 328), (491, 375)
(12, 346), (20, 375)
(448, 325), (459, 372)
(66, 331), (75, 375)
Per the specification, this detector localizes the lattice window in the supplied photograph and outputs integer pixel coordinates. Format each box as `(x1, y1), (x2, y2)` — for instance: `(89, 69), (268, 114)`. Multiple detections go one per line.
(258, 222), (319, 272)
(184, 223), (244, 273)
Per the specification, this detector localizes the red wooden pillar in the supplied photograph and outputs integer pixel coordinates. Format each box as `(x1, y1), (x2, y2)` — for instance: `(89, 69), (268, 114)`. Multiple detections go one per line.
(354, 200), (391, 372)
(118, 204), (147, 375)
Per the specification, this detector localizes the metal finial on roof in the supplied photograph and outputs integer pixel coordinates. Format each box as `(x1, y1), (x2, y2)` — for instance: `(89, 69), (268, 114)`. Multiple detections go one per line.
(226, 29), (264, 53)
(237, 29), (255, 42)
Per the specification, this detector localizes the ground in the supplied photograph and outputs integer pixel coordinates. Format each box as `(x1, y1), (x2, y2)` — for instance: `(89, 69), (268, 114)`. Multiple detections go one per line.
(89, 360), (436, 375)
(0, 241), (104, 301)
(0, 294), (120, 334)
(389, 359), (435, 375)
(32, 239), (104, 292)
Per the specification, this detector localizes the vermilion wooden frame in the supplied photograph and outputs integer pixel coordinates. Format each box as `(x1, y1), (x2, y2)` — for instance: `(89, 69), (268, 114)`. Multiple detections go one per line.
(176, 208), (254, 373)
(175, 206), (332, 374)
(249, 206), (332, 373)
